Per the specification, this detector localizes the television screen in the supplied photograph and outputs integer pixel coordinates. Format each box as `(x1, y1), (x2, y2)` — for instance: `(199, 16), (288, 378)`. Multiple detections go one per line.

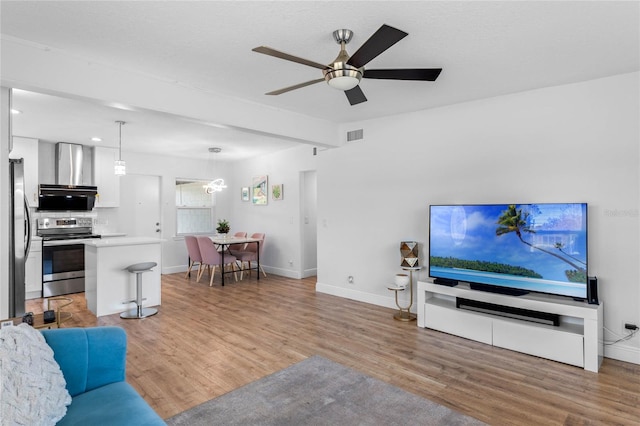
(429, 203), (588, 299)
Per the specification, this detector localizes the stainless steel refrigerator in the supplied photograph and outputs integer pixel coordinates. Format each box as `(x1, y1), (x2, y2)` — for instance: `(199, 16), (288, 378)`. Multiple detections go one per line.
(9, 158), (32, 318)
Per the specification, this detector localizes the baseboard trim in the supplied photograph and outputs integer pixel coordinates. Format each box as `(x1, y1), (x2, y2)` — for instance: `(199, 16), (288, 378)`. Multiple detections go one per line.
(303, 268), (318, 278)
(263, 266), (301, 279)
(605, 342), (640, 365)
(315, 281), (416, 313)
(162, 265), (187, 275)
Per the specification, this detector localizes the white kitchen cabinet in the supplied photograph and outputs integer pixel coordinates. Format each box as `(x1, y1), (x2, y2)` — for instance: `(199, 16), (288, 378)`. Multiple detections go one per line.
(9, 136), (39, 208)
(25, 237), (42, 299)
(92, 146), (120, 207)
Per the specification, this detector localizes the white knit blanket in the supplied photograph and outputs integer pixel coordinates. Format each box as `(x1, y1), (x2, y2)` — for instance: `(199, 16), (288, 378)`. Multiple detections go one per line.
(0, 324), (71, 426)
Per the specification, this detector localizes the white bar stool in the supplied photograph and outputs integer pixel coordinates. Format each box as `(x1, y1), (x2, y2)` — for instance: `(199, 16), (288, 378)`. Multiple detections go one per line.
(120, 262), (158, 319)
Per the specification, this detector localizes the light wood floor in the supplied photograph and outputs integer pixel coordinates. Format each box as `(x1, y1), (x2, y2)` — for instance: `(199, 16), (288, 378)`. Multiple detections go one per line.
(27, 273), (639, 425)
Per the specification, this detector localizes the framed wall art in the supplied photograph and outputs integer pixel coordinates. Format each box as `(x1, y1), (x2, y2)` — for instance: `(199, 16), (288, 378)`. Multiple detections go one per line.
(241, 187), (250, 201)
(252, 175), (268, 205)
(272, 184), (283, 201)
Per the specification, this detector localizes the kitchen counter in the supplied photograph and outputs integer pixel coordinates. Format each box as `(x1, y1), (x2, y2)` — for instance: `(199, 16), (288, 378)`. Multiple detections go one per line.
(85, 236), (160, 248)
(98, 232), (127, 238)
(84, 237), (162, 317)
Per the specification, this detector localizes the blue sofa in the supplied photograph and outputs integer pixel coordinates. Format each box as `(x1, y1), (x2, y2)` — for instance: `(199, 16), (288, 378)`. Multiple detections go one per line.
(41, 326), (166, 425)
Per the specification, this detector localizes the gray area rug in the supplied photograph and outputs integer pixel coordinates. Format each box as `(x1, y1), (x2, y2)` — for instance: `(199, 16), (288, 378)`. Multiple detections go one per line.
(166, 355), (485, 426)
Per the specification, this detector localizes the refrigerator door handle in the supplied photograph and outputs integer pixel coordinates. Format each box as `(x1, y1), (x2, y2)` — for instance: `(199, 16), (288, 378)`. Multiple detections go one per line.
(24, 196), (32, 258)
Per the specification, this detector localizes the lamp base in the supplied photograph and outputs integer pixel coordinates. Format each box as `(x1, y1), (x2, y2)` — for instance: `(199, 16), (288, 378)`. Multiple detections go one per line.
(393, 311), (417, 322)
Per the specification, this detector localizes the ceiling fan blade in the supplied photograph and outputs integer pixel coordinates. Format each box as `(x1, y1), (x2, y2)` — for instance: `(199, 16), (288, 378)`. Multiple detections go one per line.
(346, 24), (408, 69)
(344, 85), (367, 105)
(363, 68), (442, 81)
(253, 46), (329, 70)
(265, 78), (325, 96)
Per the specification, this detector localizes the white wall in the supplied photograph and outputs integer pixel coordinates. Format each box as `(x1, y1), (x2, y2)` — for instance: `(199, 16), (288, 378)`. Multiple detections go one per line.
(316, 72), (640, 364)
(229, 145), (318, 278)
(94, 145), (317, 279)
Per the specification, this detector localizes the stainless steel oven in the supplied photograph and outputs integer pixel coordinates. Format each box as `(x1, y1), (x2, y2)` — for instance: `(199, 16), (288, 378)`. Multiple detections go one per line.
(38, 217), (101, 297)
(42, 243), (86, 297)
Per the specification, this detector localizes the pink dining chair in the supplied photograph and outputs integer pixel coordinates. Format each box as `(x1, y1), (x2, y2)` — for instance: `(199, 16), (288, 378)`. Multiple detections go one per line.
(231, 233), (266, 280)
(184, 235), (203, 279)
(226, 231), (247, 253)
(196, 236), (238, 286)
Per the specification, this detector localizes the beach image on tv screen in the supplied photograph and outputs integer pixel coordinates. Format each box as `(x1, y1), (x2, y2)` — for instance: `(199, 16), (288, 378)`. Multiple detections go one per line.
(429, 203), (588, 298)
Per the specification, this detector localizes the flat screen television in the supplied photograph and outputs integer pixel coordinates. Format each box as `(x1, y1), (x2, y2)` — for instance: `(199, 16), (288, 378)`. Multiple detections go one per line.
(429, 203), (588, 299)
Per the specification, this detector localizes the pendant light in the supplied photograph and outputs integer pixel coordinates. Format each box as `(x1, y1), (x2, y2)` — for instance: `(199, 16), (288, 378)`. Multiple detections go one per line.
(114, 120), (126, 176)
(203, 147), (227, 193)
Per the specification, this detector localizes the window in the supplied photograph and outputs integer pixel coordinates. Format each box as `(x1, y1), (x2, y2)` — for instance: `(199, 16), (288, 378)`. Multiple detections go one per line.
(176, 179), (216, 235)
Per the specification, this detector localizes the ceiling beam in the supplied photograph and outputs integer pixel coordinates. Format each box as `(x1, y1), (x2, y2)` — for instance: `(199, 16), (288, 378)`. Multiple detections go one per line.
(0, 37), (340, 149)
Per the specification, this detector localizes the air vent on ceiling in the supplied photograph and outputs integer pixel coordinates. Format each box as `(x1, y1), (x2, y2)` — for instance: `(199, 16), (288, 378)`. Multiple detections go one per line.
(346, 128), (364, 142)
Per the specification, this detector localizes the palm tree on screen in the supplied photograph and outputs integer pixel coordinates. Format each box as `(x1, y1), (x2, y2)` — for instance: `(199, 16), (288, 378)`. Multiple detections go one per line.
(496, 205), (585, 275)
(554, 242), (587, 267)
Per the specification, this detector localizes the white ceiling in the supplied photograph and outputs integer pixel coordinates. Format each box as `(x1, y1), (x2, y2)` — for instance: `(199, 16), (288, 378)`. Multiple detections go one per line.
(2, 1), (639, 160)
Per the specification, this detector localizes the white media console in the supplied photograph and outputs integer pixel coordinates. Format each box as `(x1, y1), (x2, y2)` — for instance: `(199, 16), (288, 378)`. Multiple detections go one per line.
(417, 281), (603, 372)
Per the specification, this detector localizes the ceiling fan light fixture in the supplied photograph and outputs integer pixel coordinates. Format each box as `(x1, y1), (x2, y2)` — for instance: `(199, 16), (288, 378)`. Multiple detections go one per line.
(324, 68), (362, 91)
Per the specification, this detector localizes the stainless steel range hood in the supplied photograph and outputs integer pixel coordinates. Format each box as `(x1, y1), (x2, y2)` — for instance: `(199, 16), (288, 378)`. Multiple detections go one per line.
(38, 184), (98, 211)
(56, 142), (84, 186)
(38, 142), (97, 211)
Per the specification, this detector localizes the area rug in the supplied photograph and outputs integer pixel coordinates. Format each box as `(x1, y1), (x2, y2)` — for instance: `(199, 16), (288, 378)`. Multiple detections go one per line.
(166, 355), (485, 426)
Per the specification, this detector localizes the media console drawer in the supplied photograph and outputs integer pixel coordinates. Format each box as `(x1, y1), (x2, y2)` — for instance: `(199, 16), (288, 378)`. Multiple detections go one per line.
(424, 300), (492, 344)
(493, 319), (584, 367)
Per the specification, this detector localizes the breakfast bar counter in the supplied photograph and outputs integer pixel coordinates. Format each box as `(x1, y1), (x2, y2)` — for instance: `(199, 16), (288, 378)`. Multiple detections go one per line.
(84, 237), (162, 317)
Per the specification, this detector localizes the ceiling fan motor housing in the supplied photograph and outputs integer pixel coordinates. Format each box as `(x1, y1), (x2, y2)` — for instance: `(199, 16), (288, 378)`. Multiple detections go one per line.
(324, 29), (362, 90)
(332, 29), (353, 44)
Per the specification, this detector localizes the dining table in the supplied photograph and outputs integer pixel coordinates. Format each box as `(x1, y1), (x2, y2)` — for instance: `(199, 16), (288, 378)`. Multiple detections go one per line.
(209, 235), (261, 286)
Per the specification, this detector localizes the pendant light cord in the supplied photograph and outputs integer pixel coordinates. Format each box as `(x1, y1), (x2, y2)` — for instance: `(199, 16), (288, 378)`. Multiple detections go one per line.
(117, 121), (125, 161)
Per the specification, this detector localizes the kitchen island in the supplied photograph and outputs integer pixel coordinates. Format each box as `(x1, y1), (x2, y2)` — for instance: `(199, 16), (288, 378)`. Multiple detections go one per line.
(84, 237), (162, 317)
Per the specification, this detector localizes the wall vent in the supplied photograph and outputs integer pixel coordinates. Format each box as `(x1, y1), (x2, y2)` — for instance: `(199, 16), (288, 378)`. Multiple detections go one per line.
(346, 128), (364, 142)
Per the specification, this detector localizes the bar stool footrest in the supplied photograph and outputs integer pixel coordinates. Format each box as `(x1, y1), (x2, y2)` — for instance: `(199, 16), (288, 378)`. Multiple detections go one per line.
(120, 307), (158, 319)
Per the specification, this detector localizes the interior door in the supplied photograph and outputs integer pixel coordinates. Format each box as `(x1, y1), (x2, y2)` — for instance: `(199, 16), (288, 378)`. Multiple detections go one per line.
(119, 174), (161, 238)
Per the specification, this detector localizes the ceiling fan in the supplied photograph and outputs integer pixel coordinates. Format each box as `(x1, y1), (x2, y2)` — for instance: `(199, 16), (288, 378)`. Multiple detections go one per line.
(252, 24), (442, 106)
